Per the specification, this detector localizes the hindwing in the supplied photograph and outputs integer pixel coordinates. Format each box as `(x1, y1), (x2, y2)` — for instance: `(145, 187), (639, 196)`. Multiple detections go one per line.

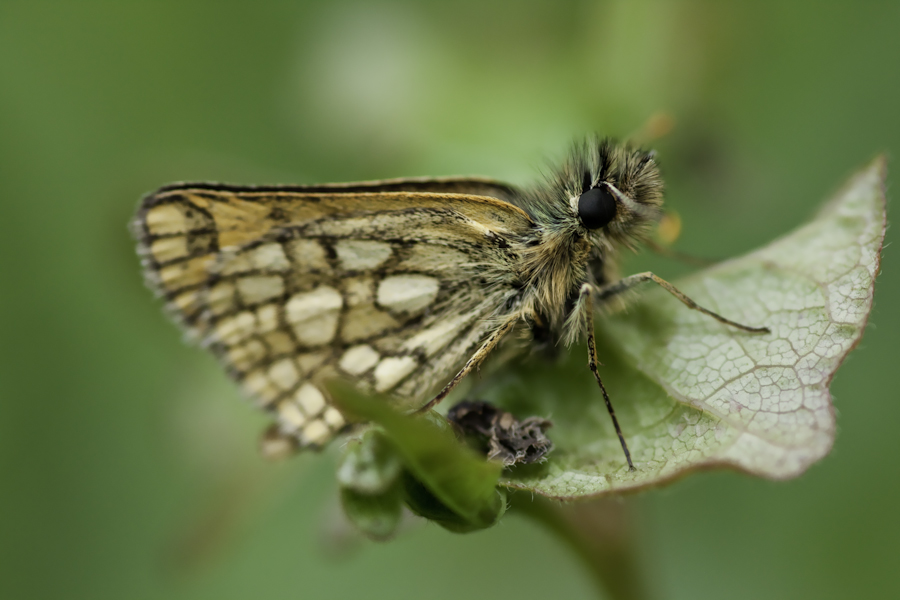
(133, 179), (534, 448)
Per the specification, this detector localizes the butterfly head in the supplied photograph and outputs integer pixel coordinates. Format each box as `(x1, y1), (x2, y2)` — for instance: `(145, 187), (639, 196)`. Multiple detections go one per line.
(571, 138), (664, 251)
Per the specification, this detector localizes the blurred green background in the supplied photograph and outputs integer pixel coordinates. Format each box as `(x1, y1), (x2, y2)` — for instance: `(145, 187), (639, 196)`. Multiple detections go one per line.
(1, 1), (897, 599)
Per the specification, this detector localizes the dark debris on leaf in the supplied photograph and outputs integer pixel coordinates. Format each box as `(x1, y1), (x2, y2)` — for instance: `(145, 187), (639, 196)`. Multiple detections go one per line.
(448, 400), (553, 467)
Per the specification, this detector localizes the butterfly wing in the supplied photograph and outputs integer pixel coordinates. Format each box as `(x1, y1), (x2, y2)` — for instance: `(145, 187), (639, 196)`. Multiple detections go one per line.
(132, 180), (534, 448)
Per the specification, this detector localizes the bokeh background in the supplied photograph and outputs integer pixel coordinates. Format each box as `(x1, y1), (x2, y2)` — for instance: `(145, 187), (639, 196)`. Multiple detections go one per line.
(1, 2), (897, 599)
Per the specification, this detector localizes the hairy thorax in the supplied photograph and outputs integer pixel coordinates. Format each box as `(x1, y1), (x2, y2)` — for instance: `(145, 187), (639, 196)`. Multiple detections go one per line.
(517, 228), (592, 339)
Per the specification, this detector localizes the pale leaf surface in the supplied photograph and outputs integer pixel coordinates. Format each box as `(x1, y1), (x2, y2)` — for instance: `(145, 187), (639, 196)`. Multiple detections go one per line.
(490, 157), (886, 499)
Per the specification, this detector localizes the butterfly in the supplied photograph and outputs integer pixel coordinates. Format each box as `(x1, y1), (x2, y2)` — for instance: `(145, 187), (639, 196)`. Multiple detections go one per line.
(132, 137), (767, 470)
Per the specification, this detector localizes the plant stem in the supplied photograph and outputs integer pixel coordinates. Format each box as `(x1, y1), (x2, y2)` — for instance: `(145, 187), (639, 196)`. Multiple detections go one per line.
(510, 493), (651, 600)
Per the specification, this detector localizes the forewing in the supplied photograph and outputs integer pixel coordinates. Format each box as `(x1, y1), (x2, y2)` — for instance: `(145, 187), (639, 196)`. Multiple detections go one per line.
(153, 175), (522, 204)
(133, 183), (534, 449)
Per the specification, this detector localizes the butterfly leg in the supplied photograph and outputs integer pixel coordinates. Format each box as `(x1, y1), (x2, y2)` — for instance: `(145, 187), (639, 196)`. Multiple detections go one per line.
(415, 316), (519, 414)
(577, 283), (636, 471)
(595, 272), (770, 333)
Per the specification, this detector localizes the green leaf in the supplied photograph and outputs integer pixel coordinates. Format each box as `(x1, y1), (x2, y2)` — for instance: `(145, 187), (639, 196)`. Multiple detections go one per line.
(340, 486), (404, 542)
(490, 157), (887, 499)
(336, 430), (405, 541)
(329, 382), (506, 531)
(336, 429), (403, 495)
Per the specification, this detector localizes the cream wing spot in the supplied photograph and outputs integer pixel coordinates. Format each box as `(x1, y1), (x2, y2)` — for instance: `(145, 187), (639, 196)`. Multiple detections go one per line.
(277, 399), (307, 433)
(323, 407), (346, 429)
(159, 255), (213, 289)
(291, 316), (341, 347)
(242, 369), (279, 406)
(220, 243), (290, 276)
(285, 285), (342, 322)
(373, 356), (419, 392)
(256, 304), (280, 333)
(215, 311), (257, 345)
(172, 290), (202, 315)
(288, 239), (329, 270)
(237, 275), (284, 305)
(219, 253), (252, 276)
(268, 358), (300, 390)
(295, 383), (327, 416)
(145, 204), (186, 235)
(300, 420), (331, 446)
(334, 240), (393, 270)
(248, 243), (290, 271)
(341, 305), (399, 342)
(285, 286), (343, 346)
(228, 340), (267, 371)
(344, 277), (374, 306)
(208, 281), (236, 316)
(242, 370), (267, 395)
(377, 275), (439, 314)
(150, 236), (189, 263)
(339, 345), (381, 375)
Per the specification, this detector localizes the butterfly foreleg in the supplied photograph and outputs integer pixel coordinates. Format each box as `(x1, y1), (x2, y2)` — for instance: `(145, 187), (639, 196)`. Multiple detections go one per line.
(576, 283), (636, 471)
(594, 272), (770, 334)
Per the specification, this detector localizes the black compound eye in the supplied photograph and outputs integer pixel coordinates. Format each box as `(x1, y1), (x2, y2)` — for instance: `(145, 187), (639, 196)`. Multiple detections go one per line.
(577, 184), (617, 229)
